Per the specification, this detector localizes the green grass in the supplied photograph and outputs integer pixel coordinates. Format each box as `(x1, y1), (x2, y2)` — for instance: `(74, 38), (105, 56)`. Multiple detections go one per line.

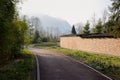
(34, 42), (120, 80)
(0, 49), (34, 80)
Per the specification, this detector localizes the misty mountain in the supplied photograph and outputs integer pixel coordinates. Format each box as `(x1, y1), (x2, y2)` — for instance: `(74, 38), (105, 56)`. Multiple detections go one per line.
(39, 15), (71, 34)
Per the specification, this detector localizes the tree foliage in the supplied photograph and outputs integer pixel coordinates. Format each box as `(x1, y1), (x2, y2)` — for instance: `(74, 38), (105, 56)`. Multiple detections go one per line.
(0, 0), (29, 64)
(109, 0), (120, 37)
(111, 22), (120, 37)
(110, 0), (120, 22)
(71, 25), (77, 34)
(32, 30), (40, 43)
(103, 20), (115, 33)
(83, 21), (90, 34)
(93, 19), (103, 33)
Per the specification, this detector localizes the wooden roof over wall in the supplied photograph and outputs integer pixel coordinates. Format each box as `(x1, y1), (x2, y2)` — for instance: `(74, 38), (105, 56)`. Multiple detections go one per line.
(61, 33), (114, 38)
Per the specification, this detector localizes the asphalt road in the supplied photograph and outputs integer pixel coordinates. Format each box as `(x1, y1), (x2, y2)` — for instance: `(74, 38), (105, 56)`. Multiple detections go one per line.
(30, 48), (111, 80)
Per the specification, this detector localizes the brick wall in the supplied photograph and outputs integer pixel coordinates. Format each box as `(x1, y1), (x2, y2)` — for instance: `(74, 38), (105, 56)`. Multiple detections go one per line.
(60, 36), (120, 56)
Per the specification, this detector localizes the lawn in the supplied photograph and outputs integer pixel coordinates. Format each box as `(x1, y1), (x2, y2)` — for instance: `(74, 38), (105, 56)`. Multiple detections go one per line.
(34, 42), (120, 80)
(0, 49), (35, 80)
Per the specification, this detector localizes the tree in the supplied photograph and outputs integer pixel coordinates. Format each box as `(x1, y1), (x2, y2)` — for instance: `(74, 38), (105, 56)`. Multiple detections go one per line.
(30, 17), (41, 31)
(109, 0), (120, 37)
(110, 0), (120, 22)
(103, 20), (115, 33)
(101, 9), (110, 33)
(71, 25), (77, 34)
(0, 0), (17, 63)
(102, 9), (109, 24)
(111, 22), (120, 37)
(91, 13), (97, 28)
(12, 19), (29, 54)
(93, 19), (103, 33)
(33, 30), (40, 43)
(76, 23), (83, 34)
(83, 21), (90, 34)
(0, 0), (30, 64)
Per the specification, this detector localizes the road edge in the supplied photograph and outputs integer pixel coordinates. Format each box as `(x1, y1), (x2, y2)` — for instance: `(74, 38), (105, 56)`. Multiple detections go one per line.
(35, 55), (40, 80)
(61, 53), (113, 80)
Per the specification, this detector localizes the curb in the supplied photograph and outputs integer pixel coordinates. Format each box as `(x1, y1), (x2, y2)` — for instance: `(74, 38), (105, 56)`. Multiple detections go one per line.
(60, 53), (113, 80)
(35, 55), (40, 80)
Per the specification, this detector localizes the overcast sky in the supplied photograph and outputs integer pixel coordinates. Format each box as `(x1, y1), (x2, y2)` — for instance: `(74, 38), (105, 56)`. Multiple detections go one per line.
(19, 0), (112, 25)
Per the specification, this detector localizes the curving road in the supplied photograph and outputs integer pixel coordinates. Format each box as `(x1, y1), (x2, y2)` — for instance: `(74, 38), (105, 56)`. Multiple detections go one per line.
(30, 48), (111, 80)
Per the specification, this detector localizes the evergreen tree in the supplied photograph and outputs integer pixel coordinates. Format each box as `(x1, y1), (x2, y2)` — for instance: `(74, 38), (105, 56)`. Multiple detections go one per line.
(71, 25), (76, 34)
(110, 0), (120, 22)
(83, 21), (90, 34)
(103, 20), (115, 33)
(111, 22), (120, 37)
(94, 19), (103, 33)
(109, 0), (120, 37)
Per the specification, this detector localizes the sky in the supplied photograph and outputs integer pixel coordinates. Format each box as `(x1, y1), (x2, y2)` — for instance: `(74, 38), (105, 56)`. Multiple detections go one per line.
(19, 0), (112, 25)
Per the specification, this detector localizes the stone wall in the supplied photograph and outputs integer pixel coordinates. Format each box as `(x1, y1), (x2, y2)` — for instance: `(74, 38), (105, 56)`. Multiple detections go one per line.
(60, 36), (120, 56)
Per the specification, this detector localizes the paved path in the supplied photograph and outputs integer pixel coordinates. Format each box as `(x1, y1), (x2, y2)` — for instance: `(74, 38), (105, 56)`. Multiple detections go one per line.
(30, 48), (111, 80)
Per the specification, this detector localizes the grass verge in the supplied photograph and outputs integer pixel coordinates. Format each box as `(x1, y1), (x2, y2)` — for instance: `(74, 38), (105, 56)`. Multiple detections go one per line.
(34, 43), (120, 80)
(0, 49), (34, 80)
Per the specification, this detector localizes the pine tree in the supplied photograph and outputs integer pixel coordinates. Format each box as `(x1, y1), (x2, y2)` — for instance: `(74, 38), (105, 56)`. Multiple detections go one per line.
(94, 19), (103, 33)
(110, 0), (120, 22)
(83, 21), (90, 34)
(71, 25), (76, 34)
(109, 0), (120, 37)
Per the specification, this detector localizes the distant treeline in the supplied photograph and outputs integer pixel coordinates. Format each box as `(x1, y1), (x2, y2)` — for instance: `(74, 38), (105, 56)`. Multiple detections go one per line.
(26, 17), (61, 43)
